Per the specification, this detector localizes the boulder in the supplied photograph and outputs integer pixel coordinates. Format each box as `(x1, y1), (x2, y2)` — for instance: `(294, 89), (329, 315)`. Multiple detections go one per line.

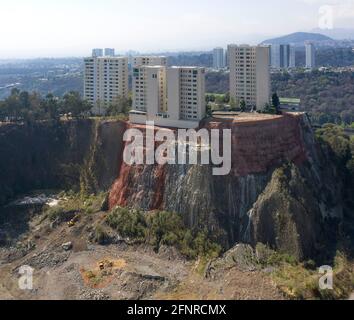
(62, 242), (73, 251)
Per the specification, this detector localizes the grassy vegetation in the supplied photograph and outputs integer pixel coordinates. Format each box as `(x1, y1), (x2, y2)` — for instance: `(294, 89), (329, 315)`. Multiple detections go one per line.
(89, 114), (128, 122)
(255, 244), (353, 299)
(271, 251), (354, 300)
(106, 207), (146, 241)
(93, 225), (110, 245)
(40, 193), (221, 261)
(256, 243), (299, 267)
(279, 97), (301, 105)
(43, 191), (107, 222)
(106, 206), (222, 260)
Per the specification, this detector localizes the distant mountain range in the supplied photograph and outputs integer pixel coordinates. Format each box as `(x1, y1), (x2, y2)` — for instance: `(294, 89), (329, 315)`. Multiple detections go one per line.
(262, 32), (333, 46)
(311, 28), (354, 40)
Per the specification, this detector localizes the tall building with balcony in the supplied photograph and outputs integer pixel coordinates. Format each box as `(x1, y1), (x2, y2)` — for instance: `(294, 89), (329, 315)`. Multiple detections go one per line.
(213, 47), (226, 70)
(228, 44), (270, 110)
(84, 56), (128, 114)
(305, 42), (316, 69)
(130, 66), (206, 128)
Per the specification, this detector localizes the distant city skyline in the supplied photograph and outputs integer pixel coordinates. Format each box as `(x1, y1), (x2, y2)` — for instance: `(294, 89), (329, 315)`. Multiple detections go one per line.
(1, 0), (354, 59)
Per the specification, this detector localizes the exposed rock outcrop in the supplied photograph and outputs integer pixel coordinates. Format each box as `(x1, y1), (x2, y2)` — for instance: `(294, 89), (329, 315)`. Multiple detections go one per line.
(108, 114), (344, 259)
(0, 119), (126, 205)
(0, 114), (346, 260)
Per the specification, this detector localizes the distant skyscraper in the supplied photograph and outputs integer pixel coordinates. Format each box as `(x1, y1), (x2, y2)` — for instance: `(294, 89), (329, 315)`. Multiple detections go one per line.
(271, 44), (291, 69)
(289, 45), (296, 68)
(271, 45), (281, 68)
(282, 45), (290, 68)
(133, 56), (167, 67)
(104, 48), (115, 56)
(228, 44), (270, 110)
(92, 48), (103, 57)
(305, 43), (316, 69)
(225, 47), (229, 68)
(213, 47), (225, 69)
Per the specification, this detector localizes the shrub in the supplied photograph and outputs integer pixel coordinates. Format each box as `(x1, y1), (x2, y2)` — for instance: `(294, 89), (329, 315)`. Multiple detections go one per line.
(256, 243), (298, 267)
(106, 207), (146, 240)
(145, 211), (185, 249)
(272, 251), (354, 300)
(93, 225), (109, 245)
(105, 207), (222, 260)
(47, 207), (66, 222)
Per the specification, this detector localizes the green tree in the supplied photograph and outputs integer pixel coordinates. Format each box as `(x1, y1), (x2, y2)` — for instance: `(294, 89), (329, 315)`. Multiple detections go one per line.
(5, 88), (22, 120)
(106, 96), (131, 116)
(224, 92), (230, 103)
(228, 97), (237, 111)
(316, 124), (352, 165)
(60, 91), (91, 118)
(240, 99), (246, 112)
(40, 93), (60, 120)
(272, 92), (281, 114)
(0, 100), (8, 121)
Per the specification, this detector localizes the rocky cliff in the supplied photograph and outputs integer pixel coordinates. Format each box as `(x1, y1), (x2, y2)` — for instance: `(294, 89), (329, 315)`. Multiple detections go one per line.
(108, 114), (344, 260)
(0, 119), (126, 205)
(0, 114), (346, 261)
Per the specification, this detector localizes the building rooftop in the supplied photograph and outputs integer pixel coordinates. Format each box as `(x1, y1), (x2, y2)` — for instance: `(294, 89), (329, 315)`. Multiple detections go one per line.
(211, 112), (282, 122)
(169, 66), (204, 69)
(84, 56), (127, 60)
(135, 65), (166, 69)
(228, 44), (271, 48)
(134, 55), (167, 58)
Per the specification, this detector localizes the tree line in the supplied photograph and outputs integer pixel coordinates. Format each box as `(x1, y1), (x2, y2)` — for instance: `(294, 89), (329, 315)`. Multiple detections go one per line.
(0, 88), (131, 122)
(272, 70), (354, 125)
(206, 69), (354, 126)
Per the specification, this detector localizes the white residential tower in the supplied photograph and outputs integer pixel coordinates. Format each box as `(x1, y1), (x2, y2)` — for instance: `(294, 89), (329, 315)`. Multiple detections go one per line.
(130, 66), (206, 128)
(228, 44), (270, 110)
(305, 42), (316, 69)
(84, 55), (129, 114)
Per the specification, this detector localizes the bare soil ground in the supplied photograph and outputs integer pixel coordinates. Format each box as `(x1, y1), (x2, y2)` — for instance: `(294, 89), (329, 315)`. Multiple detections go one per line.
(0, 207), (284, 300)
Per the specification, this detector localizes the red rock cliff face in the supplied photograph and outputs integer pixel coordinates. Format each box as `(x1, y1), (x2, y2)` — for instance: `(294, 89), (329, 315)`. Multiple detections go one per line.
(107, 113), (346, 257)
(108, 123), (168, 210)
(205, 113), (307, 176)
(108, 113), (307, 211)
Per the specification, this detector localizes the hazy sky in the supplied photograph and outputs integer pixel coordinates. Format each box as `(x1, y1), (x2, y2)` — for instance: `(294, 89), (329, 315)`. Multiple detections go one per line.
(1, 0), (354, 58)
